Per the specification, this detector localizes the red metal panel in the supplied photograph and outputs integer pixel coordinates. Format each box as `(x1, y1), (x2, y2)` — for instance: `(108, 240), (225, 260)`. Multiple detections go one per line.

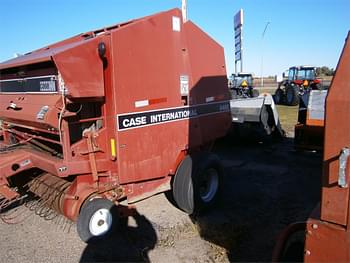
(0, 94), (61, 129)
(304, 218), (350, 262)
(112, 9), (184, 114)
(0, 41), (82, 70)
(184, 21), (231, 144)
(0, 39), (104, 98)
(112, 9), (188, 184)
(321, 32), (350, 225)
(111, 9), (230, 185)
(184, 21), (228, 102)
(53, 38), (105, 98)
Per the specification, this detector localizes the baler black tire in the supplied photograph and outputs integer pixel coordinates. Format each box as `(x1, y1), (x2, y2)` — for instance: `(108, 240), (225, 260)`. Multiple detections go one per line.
(285, 85), (299, 106)
(172, 153), (223, 215)
(77, 198), (119, 243)
(274, 88), (284, 104)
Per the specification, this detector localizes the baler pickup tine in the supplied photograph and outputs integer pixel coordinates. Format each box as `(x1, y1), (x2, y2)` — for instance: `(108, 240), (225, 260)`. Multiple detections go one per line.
(0, 193), (26, 213)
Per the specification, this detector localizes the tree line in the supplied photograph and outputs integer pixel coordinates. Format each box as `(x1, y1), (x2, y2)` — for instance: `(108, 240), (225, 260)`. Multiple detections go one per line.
(316, 66), (334, 76)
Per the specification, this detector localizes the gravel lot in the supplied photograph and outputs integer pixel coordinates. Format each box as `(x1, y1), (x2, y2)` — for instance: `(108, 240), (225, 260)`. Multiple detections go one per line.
(0, 108), (322, 262)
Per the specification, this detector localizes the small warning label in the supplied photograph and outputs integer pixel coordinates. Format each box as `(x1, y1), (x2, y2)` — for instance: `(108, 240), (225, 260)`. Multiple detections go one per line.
(172, 16), (181, 32)
(180, 75), (189, 95)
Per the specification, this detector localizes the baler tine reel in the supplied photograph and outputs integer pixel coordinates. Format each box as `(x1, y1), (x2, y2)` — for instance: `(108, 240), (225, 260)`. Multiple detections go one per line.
(25, 174), (75, 232)
(25, 174), (71, 219)
(0, 193), (32, 224)
(0, 174), (74, 231)
(25, 178), (60, 220)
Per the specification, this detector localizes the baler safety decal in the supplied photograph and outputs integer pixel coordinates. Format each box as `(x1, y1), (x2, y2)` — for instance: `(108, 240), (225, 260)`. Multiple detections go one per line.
(117, 101), (230, 131)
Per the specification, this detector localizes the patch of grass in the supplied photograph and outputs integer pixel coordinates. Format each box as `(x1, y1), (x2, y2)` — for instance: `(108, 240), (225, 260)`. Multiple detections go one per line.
(276, 105), (299, 134)
(258, 87), (276, 94)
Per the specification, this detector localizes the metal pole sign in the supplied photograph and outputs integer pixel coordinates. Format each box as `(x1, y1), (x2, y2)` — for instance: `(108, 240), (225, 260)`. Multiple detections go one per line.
(182, 0), (187, 22)
(234, 9), (243, 73)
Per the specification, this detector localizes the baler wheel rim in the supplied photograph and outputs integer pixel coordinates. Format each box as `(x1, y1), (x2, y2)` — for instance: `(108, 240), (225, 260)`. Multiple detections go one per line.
(199, 168), (219, 203)
(77, 198), (118, 243)
(88, 208), (112, 236)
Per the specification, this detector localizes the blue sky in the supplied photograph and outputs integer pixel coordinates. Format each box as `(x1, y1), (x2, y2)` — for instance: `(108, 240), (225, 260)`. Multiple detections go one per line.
(0, 0), (349, 76)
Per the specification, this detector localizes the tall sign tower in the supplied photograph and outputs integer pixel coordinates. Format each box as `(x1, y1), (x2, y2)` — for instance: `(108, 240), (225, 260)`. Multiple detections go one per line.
(234, 9), (243, 73)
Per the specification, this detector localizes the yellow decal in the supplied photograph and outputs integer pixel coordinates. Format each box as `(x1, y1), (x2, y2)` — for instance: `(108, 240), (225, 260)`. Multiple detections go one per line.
(111, 139), (116, 157)
(241, 80), (248, 87)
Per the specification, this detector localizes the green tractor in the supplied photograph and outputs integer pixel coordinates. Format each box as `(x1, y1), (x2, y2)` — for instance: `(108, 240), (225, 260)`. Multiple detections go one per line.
(274, 66), (322, 106)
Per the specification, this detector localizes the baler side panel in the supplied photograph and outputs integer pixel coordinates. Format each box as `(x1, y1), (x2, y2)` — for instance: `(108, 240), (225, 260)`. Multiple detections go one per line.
(0, 94), (61, 129)
(321, 33), (350, 226)
(112, 9), (188, 184)
(184, 21), (232, 144)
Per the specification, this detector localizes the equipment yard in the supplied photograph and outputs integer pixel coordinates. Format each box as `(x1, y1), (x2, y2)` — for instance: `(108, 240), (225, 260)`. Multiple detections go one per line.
(0, 105), (322, 262)
(0, 3), (346, 261)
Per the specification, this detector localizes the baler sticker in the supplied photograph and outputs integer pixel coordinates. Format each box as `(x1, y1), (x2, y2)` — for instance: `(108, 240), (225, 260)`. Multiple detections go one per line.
(172, 16), (181, 32)
(117, 101), (230, 131)
(180, 75), (189, 95)
(20, 159), (31, 167)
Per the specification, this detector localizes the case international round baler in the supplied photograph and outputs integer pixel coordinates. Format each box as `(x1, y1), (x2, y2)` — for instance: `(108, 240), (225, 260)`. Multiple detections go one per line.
(0, 9), (232, 242)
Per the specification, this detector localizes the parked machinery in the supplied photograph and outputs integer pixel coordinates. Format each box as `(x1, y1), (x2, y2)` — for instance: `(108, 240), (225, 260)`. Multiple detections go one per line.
(273, 32), (350, 262)
(229, 73), (259, 98)
(229, 73), (284, 140)
(0, 9), (232, 242)
(275, 66), (322, 106)
(294, 90), (327, 151)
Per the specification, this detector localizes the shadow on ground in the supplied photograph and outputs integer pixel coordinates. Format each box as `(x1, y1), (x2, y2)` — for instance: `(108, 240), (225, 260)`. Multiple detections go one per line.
(191, 136), (322, 261)
(80, 207), (157, 262)
(79, 136), (322, 262)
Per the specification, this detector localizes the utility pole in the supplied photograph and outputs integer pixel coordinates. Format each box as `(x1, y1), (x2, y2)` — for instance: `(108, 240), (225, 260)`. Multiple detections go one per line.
(261, 21), (270, 88)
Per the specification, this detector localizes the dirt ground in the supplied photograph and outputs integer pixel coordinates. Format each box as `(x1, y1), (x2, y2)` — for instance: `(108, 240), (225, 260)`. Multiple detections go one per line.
(0, 106), (322, 262)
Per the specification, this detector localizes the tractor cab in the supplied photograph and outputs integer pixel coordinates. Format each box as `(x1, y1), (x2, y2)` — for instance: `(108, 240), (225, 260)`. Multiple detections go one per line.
(229, 73), (258, 98)
(288, 66), (320, 87)
(275, 66), (322, 106)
